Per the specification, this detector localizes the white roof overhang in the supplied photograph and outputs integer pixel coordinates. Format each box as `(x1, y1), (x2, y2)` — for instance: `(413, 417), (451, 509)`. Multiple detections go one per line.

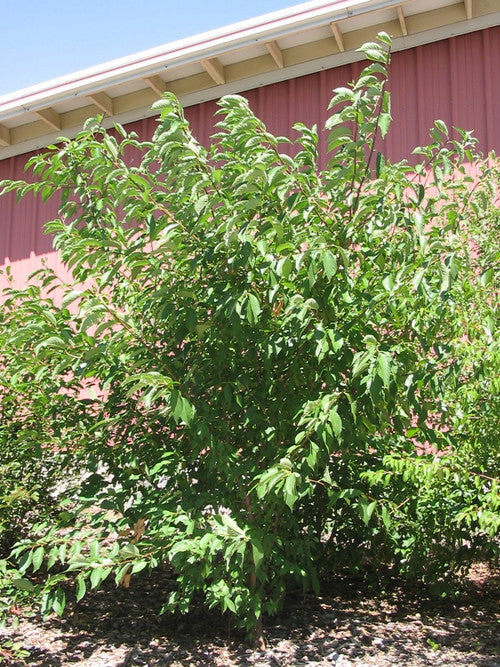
(0, 0), (498, 159)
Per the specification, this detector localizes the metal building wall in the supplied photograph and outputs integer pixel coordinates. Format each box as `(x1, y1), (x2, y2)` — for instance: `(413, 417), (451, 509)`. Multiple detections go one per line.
(1, 26), (499, 290)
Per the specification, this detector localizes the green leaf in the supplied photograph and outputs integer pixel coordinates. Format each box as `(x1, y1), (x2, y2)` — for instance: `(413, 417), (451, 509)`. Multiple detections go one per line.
(251, 539), (264, 572)
(375, 152), (385, 178)
(52, 588), (66, 617)
(361, 48), (387, 63)
(359, 499), (377, 526)
(413, 268), (425, 290)
(377, 31), (392, 46)
(147, 213), (157, 238)
(382, 274), (394, 291)
(18, 550), (33, 574)
(76, 576), (86, 602)
(279, 457), (292, 471)
(220, 514), (246, 539)
(61, 290), (83, 309)
(322, 251), (337, 280)
(325, 122), (352, 141)
(131, 561), (148, 575)
(119, 544), (140, 560)
(171, 389), (183, 422)
(377, 353), (392, 388)
(224, 597), (236, 613)
(182, 397), (195, 425)
(12, 578), (36, 592)
(90, 567), (102, 589)
(434, 119), (448, 136)
(480, 268), (493, 287)
(379, 113), (391, 138)
(32, 546), (44, 573)
(46, 546), (59, 570)
(329, 407), (342, 440)
(114, 564), (131, 585)
(80, 311), (105, 333)
(36, 336), (66, 352)
(330, 87), (354, 105)
(246, 293), (262, 324)
(381, 505), (391, 530)
(283, 474), (298, 510)
(90, 566), (112, 589)
(352, 350), (373, 378)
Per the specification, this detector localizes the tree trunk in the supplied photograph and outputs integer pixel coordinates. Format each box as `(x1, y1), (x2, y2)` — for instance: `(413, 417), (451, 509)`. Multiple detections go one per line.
(252, 614), (266, 650)
(244, 492), (266, 650)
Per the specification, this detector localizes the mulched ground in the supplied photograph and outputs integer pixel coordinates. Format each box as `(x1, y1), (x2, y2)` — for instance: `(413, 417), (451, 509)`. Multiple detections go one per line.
(1, 564), (499, 666)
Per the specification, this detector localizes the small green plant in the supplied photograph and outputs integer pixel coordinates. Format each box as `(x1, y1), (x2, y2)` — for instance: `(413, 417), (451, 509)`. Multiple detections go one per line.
(426, 638), (440, 652)
(0, 640), (30, 666)
(0, 33), (498, 644)
(0, 556), (34, 646)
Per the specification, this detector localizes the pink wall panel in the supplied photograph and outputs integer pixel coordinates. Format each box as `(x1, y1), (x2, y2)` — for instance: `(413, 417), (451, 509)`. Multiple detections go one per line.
(0, 153), (59, 266)
(126, 26), (500, 167)
(1, 27), (499, 290)
(384, 27), (500, 161)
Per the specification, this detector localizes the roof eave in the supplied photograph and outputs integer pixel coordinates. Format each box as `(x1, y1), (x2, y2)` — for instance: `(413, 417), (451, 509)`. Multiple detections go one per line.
(0, 0), (405, 118)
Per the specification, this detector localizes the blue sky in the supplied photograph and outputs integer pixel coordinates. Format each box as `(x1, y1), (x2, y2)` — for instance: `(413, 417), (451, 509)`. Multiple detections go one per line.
(1, 0), (301, 96)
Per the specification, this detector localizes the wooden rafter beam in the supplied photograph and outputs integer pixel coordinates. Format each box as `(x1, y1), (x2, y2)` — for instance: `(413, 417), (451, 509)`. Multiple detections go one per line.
(35, 107), (61, 131)
(0, 123), (11, 147)
(87, 91), (114, 116)
(464, 0), (472, 19)
(266, 40), (284, 69)
(144, 75), (167, 96)
(330, 22), (345, 52)
(397, 5), (408, 36)
(201, 58), (225, 85)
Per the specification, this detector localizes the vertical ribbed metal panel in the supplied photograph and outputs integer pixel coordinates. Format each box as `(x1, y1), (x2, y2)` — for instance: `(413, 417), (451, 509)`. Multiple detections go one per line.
(383, 27), (500, 161)
(1, 27), (499, 289)
(0, 152), (60, 290)
(129, 27), (499, 165)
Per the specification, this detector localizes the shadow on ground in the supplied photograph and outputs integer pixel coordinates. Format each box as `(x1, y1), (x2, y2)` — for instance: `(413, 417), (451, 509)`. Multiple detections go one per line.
(3, 565), (500, 666)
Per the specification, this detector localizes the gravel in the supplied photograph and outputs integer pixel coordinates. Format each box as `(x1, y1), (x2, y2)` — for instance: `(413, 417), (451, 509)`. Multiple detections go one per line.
(1, 563), (499, 666)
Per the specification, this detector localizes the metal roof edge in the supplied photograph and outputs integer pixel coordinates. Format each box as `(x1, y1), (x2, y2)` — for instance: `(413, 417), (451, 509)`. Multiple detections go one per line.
(0, 0), (403, 118)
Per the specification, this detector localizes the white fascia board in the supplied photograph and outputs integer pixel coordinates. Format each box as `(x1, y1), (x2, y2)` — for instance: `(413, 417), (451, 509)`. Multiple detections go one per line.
(1, 9), (498, 161)
(0, 0), (404, 120)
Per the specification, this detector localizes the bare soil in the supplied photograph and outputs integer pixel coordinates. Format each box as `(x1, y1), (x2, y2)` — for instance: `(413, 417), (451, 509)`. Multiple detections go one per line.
(1, 564), (499, 666)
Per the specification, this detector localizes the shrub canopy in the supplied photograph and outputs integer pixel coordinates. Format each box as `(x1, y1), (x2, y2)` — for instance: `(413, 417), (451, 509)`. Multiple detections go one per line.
(0, 34), (498, 642)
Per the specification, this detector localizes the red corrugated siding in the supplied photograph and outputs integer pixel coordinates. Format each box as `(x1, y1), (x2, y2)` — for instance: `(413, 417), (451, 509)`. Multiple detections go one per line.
(383, 27), (500, 160)
(1, 27), (499, 289)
